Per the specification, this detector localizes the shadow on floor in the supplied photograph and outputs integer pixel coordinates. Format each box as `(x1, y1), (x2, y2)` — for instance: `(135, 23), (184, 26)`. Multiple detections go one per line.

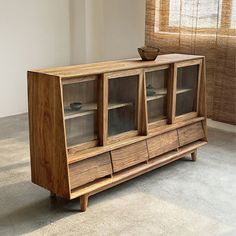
(0, 158), (192, 235)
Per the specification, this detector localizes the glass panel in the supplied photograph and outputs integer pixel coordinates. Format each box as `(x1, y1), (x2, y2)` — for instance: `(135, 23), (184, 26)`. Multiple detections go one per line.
(108, 75), (138, 136)
(176, 65), (199, 116)
(146, 69), (168, 123)
(63, 79), (98, 147)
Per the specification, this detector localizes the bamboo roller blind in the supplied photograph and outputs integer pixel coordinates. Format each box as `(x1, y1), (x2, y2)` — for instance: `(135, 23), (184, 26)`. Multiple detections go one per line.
(146, 0), (236, 124)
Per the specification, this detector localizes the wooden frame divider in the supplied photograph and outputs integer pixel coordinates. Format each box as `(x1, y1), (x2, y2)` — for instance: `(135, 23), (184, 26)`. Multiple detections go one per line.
(173, 59), (202, 123)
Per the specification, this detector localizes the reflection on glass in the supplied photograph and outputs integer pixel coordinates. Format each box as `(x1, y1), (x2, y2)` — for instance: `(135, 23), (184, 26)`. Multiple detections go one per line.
(108, 76), (138, 136)
(146, 69), (168, 123)
(63, 79), (98, 147)
(176, 65), (199, 116)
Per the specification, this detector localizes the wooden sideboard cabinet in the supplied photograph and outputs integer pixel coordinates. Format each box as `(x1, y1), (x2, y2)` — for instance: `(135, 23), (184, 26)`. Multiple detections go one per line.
(28, 54), (208, 211)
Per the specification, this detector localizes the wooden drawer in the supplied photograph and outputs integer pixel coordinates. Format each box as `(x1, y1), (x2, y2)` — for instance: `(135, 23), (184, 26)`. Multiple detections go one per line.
(147, 130), (178, 159)
(111, 141), (148, 173)
(69, 153), (112, 189)
(178, 122), (205, 146)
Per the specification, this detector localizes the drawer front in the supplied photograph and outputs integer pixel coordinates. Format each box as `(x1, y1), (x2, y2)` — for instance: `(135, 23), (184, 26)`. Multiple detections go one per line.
(69, 153), (112, 189)
(178, 122), (205, 146)
(111, 141), (148, 173)
(147, 130), (178, 159)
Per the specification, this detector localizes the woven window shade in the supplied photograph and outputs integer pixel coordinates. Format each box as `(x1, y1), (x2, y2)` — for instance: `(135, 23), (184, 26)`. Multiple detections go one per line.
(146, 0), (236, 124)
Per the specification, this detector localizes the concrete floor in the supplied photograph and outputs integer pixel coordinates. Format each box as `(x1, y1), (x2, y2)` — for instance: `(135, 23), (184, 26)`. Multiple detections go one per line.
(0, 114), (236, 236)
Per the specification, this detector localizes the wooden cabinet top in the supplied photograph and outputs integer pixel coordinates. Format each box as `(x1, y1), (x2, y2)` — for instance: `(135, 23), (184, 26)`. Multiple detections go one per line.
(30, 54), (204, 78)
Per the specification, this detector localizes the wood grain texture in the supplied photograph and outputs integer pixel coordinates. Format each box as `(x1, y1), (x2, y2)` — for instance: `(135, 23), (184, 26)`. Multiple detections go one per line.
(199, 58), (208, 142)
(111, 141), (149, 172)
(175, 112), (198, 123)
(178, 122), (205, 146)
(61, 75), (97, 85)
(98, 75), (107, 146)
(33, 54), (204, 78)
(173, 59), (202, 122)
(144, 65), (169, 73)
(71, 141), (207, 199)
(195, 60), (203, 115)
(105, 69), (142, 143)
(28, 54), (208, 206)
(80, 194), (89, 212)
(199, 57), (207, 118)
(69, 153), (112, 189)
(28, 72), (70, 198)
(141, 69), (149, 135)
(68, 117), (205, 164)
(137, 70), (144, 134)
(171, 63), (177, 123)
(174, 59), (202, 68)
(167, 63), (175, 124)
(147, 130), (178, 159)
(105, 69), (142, 79)
(107, 131), (139, 145)
(191, 150), (197, 161)
(68, 140), (99, 154)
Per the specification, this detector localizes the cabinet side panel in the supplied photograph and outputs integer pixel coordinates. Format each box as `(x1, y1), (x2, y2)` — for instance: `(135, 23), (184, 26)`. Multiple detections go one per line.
(28, 72), (70, 198)
(199, 58), (208, 141)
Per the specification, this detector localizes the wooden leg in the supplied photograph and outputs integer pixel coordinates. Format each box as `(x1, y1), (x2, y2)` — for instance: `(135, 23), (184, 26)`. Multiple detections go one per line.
(80, 195), (89, 212)
(50, 192), (56, 198)
(191, 150), (197, 162)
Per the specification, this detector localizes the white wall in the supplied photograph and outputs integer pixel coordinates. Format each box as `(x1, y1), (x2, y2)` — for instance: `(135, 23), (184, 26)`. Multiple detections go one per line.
(70, 0), (87, 64)
(102, 0), (146, 61)
(0, 0), (145, 117)
(70, 0), (146, 64)
(0, 0), (70, 118)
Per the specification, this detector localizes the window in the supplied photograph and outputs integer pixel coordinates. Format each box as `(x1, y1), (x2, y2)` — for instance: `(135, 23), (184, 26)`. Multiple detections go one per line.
(158, 0), (236, 34)
(231, 0), (236, 28)
(169, 0), (222, 28)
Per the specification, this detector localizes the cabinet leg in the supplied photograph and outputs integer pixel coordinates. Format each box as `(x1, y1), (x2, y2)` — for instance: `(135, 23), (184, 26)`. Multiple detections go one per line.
(50, 192), (56, 198)
(80, 195), (89, 212)
(191, 150), (197, 162)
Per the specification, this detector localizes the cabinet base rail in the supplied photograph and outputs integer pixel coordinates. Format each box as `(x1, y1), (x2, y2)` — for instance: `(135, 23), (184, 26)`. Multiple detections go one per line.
(78, 149), (198, 212)
(51, 143), (204, 212)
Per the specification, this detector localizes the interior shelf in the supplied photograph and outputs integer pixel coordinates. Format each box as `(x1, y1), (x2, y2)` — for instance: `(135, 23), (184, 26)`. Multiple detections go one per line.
(147, 88), (192, 102)
(67, 134), (97, 149)
(64, 88), (192, 120)
(148, 115), (167, 123)
(64, 102), (133, 120)
(64, 103), (96, 120)
(176, 88), (192, 95)
(147, 94), (166, 101)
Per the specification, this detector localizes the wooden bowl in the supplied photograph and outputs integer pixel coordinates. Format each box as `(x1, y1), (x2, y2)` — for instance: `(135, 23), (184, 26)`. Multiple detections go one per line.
(138, 46), (160, 61)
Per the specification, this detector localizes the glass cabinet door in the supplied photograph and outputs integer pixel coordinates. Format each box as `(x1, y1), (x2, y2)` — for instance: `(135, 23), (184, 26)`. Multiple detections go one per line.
(62, 78), (98, 148)
(175, 63), (201, 117)
(145, 66), (169, 125)
(107, 74), (139, 137)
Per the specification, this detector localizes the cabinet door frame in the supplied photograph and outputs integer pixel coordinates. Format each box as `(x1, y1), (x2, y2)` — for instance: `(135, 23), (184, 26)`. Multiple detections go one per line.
(172, 59), (202, 123)
(103, 69), (144, 145)
(144, 65), (171, 131)
(61, 76), (100, 153)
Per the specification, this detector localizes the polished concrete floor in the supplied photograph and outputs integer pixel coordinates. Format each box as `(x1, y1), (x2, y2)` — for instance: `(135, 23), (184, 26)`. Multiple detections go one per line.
(0, 114), (236, 236)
